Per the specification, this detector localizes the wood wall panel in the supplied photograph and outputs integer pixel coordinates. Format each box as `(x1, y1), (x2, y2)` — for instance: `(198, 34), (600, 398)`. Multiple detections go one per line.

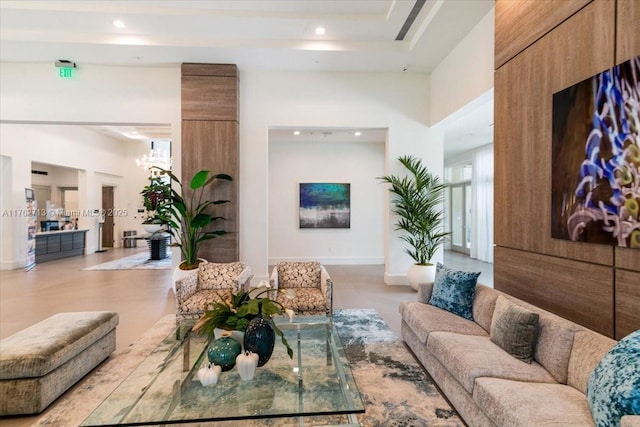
(494, 0), (614, 266)
(182, 75), (238, 121)
(616, 0), (640, 63)
(495, 0), (638, 340)
(494, 247), (614, 337)
(495, 0), (590, 69)
(182, 63), (238, 77)
(616, 248), (640, 272)
(615, 269), (640, 339)
(181, 63), (239, 262)
(182, 120), (238, 262)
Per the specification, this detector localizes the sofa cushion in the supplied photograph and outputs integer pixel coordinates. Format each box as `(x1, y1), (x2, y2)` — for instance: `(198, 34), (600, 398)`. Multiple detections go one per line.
(0, 311), (118, 379)
(567, 329), (616, 394)
(587, 329), (640, 427)
(399, 301), (488, 344)
(490, 296), (540, 363)
(474, 377), (595, 427)
(471, 285), (499, 332)
(427, 332), (556, 394)
(428, 263), (480, 320)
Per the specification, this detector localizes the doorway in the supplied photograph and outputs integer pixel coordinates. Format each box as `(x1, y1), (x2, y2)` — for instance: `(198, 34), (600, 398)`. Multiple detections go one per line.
(450, 182), (471, 255)
(101, 186), (114, 248)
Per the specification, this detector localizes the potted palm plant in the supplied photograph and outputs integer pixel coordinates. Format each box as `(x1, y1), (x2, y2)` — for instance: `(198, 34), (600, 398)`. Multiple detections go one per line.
(152, 167), (232, 271)
(378, 155), (450, 290)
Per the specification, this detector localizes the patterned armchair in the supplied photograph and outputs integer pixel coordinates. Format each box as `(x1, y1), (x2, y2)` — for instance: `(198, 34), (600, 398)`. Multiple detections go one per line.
(270, 261), (333, 318)
(175, 261), (253, 323)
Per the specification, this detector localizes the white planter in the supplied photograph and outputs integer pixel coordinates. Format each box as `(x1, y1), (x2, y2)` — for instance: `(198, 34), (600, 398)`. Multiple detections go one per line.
(407, 263), (436, 292)
(142, 223), (165, 234)
(172, 263), (198, 295)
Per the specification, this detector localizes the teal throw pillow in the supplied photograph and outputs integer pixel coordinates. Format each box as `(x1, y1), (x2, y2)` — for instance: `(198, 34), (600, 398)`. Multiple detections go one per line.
(428, 263), (480, 320)
(587, 329), (640, 427)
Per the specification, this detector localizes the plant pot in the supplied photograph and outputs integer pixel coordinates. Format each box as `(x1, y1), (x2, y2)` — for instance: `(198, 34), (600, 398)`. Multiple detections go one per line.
(407, 263), (436, 292)
(172, 259), (204, 295)
(142, 223), (164, 234)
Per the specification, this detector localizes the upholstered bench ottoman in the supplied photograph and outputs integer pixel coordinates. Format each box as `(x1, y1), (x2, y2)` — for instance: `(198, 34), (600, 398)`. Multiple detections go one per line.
(0, 311), (118, 415)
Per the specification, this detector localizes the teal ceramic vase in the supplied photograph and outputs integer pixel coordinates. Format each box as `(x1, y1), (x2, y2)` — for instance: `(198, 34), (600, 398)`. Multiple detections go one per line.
(243, 317), (275, 367)
(208, 332), (242, 371)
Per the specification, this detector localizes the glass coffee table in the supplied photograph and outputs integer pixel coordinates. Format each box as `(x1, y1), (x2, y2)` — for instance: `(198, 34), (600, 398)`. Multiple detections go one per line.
(81, 317), (364, 426)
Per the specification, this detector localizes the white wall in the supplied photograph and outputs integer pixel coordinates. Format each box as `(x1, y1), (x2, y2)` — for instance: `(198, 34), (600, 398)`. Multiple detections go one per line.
(269, 140), (385, 265)
(240, 70), (443, 284)
(0, 123), (156, 268)
(0, 63), (449, 285)
(0, 62), (181, 269)
(429, 7), (494, 126)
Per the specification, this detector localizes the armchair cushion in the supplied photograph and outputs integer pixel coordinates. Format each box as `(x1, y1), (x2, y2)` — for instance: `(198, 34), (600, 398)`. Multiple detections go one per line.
(180, 290), (229, 318)
(277, 261), (322, 288)
(198, 262), (250, 292)
(276, 288), (327, 315)
(176, 261), (252, 323)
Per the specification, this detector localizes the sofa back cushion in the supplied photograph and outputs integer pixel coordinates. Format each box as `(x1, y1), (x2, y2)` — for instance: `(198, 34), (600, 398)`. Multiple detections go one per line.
(472, 285), (580, 384)
(567, 329), (617, 394)
(472, 285), (499, 332)
(198, 262), (245, 291)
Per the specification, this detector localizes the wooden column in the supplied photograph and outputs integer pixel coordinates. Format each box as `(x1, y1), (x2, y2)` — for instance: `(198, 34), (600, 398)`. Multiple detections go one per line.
(181, 64), (239, 262)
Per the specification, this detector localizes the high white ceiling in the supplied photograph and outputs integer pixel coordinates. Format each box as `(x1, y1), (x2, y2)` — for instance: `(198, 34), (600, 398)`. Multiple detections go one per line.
(0, 0), (495, 158)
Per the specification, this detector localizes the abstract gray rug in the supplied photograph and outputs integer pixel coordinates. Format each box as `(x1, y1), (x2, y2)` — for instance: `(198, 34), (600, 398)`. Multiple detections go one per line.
(24, 309), (463, 427)
(82, 251), (171, 271)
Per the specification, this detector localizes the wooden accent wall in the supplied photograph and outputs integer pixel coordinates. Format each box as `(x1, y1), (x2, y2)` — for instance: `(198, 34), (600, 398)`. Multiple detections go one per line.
(494, 0), (640, 339)
(181, 64), (239, 262)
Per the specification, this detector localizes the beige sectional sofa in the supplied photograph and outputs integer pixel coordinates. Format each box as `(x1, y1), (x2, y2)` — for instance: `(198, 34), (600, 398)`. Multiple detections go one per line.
(399, 282), (637, 427)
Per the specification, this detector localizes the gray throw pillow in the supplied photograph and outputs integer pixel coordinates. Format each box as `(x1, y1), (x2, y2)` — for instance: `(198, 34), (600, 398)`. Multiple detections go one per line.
(490, 296), (540, 363)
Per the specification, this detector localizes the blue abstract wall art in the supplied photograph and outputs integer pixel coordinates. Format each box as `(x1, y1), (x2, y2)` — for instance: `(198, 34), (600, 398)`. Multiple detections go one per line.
(552, 55), (639, 249)
(299, 183), (350, 229)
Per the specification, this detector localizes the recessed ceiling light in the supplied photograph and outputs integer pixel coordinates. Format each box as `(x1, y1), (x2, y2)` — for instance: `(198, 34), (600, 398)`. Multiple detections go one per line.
(113, 20), (125, 29)
(293, 131), (300, 135)
(315, 27), (326, 36)
(354, 131), (362, 136)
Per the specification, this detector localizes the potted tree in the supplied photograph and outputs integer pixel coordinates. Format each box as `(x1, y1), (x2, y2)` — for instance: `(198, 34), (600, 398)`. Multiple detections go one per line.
(152, 167), (232, 271)
(378, 155), (450, 290)
(140, 175), (171, 233)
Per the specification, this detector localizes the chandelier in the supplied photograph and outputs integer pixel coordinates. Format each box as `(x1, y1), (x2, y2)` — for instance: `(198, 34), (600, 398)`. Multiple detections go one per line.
(136, 148), (172, 176)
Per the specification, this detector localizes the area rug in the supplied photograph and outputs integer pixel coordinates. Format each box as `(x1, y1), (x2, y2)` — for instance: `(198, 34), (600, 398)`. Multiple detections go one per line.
(26, 310), (463, 427)
(82, 251), (171, 271)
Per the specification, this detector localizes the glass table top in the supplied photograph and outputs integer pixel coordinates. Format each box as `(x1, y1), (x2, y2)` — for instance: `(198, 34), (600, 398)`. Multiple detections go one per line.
(81, 317), (364, 426)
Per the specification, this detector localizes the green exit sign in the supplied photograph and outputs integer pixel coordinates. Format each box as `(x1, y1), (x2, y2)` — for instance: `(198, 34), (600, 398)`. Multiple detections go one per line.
(58, 67), (74, 78)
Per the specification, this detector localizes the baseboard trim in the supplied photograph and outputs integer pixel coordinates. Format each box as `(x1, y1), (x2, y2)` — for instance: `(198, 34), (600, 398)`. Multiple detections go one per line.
(384, 272), (407, 286)
(268, 256), (384, 266)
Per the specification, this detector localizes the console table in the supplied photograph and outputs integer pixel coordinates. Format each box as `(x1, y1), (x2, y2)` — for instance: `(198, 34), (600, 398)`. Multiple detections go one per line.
(34, 229), (88, 263)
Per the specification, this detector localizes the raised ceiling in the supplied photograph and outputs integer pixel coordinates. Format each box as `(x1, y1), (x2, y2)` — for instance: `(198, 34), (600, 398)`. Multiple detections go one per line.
(0, 0), (495, 157)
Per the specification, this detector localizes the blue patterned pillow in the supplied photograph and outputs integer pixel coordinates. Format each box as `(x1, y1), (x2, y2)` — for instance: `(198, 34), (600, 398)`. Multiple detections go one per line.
(587, 329), (640, 427)
(428, 263), (480, 320)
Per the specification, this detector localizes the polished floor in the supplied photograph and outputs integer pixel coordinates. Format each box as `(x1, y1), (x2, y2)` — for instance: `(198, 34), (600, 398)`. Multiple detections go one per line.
(0, 248), (493, 351)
